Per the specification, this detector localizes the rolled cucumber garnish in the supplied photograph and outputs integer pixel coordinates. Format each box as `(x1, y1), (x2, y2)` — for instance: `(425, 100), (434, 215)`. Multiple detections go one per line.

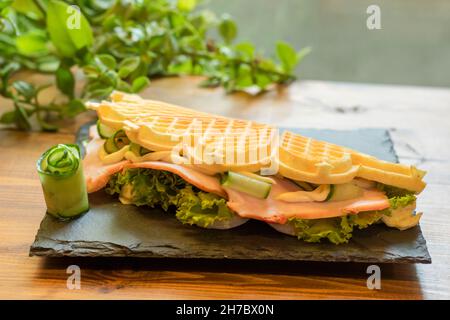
(37, 144), (89, 220)
(221, 171), (272, 199)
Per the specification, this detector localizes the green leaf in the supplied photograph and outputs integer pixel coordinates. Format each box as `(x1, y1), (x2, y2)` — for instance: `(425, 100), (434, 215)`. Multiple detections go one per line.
(82, 64), (100, 78)
(168, 56), (192, 74)
(131, 76), (150, 93)
(147, 34), (165, 50)
(0, 62), (20, 79)
(95, 54), (116, 70)
(16, 31), (49, 57)
(55, 66), (75, 98)
(0, 0), (13, 10)
(218, 15), (237, 44)
(276, 41), (298, 73)
(102, 70), (119, 87)
(118, 56), (140, 78)
(235, 64), (253, 88)
(179, 35), (205, 51)
(12, 80), (35, 100)
(117, 79), (132, 92)
(35, 56), (60, 73)
(11, 0), (43, 20)
(46, 0), (93, 57)
(86, 86), (113, 99)
(0, 110), (15, 124)
(234, 42), (255, 60)
(177, 0), (197, 12)
(64, 99), (86, 117)
(255, 73), (271, 89)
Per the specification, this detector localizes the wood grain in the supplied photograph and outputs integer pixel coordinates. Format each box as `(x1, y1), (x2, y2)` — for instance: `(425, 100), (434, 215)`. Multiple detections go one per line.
(0, 77), (449, 299)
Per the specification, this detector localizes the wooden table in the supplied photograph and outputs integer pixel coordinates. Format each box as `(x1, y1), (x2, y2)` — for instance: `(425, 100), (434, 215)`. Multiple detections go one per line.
(1, 77), (449, 299)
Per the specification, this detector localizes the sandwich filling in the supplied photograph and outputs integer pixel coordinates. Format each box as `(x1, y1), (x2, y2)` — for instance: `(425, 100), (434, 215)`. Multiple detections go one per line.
(83, 124), (421, 244)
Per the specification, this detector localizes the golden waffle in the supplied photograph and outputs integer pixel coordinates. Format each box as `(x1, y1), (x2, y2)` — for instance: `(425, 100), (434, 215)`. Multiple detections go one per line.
(88, 92), (426, 193)
(87, 91), (221, 130)
(88, 92), (279, 174)
(279, 131), (360, 185)
(279, 131), (426, 192)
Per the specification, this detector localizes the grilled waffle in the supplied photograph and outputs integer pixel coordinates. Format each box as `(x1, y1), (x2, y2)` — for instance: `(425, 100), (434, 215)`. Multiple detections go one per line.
(88, 92), (426, 193)
(279, 131), (426, 192)
(88, 92), (279, 174)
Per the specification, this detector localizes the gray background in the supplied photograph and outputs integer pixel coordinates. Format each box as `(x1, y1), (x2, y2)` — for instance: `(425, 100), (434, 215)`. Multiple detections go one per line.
(208, 0), (450, 87)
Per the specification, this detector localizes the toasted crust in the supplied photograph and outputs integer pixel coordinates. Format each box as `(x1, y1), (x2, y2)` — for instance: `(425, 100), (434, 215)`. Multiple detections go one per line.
(87, 92), (426, 193)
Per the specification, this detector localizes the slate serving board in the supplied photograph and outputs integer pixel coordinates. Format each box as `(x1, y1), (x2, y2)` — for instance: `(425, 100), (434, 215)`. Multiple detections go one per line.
(29, 124), (431, 263)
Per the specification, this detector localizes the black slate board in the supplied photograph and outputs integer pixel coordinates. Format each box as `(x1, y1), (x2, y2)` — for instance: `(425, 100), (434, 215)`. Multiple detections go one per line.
(29, 124), (431, 263)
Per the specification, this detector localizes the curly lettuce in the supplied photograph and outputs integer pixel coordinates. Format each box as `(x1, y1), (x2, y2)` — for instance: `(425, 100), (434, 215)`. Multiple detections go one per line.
(175, 187), (234, 228)
(287, 185), (418, 244)
(388, 194), (416, 209)
(288, 211), (384, 245)
(376, 183), (417, 215)
(105, 171), (419, 242)
(106, 168), (234, 227)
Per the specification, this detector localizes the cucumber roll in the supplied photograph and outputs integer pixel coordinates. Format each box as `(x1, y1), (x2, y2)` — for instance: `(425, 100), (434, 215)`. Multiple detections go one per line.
(37, 144), (89, 220)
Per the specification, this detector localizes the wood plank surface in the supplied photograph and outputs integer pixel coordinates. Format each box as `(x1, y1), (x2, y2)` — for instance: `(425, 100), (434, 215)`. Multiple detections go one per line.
(0, 76), (449, 299)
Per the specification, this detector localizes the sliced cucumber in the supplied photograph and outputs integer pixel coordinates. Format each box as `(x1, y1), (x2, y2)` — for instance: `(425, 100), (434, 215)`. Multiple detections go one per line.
(325, 184), (335, 201)
(292, 180), (314, 191)
(104, 130), (130, 154)
(97, 120), (116, 139)
(221, 171), (272, 199)
(113, 130), (130, 149)
(129, 142), (141, 156)
(104, 136), (119, 153)
(326, 183), (363, 202)
(129, 142), (151, 156)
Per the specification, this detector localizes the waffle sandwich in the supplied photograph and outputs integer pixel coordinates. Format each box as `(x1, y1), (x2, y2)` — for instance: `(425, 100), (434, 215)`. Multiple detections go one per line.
(83, 92), (426, 244)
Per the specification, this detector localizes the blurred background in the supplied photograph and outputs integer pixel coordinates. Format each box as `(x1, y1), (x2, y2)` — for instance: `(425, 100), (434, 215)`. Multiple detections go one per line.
(209, 0), (450, 87)
(1, 0), (449, 131)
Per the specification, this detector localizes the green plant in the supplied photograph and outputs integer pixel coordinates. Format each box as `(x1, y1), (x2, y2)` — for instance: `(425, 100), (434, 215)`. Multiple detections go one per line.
(0, 0), (310, 131)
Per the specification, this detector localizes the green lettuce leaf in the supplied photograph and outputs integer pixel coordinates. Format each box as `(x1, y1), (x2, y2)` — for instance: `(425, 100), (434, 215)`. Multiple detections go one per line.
(288, 210), (384, 245)
(288, 217), (353, 244)
(388, 194), (416, 210)
(376, 183), (417, 214)
(106, 168), (183, 209)
(106, 168), (234, 227)
(175, 187), (234, 228)
(287, 185), (418, 244)
(348, 211), (384, 229)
